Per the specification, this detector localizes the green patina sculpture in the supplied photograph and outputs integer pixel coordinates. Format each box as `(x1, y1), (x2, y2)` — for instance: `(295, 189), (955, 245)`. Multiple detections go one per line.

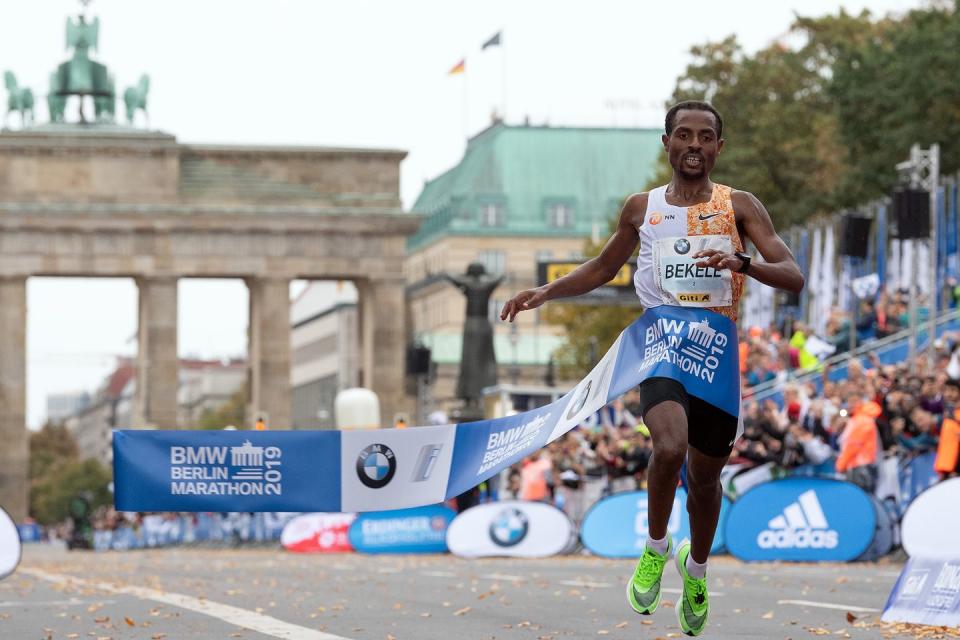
(4, 0), (149, 127)
(3, 71), (34, 127)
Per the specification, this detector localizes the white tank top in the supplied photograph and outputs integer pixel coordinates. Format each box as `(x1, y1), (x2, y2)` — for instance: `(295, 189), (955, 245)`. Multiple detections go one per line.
(634, 184), (745, 323)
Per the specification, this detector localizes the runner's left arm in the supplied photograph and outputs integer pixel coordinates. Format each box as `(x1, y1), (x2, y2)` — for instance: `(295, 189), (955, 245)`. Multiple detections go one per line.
(694, 191), (804, 294)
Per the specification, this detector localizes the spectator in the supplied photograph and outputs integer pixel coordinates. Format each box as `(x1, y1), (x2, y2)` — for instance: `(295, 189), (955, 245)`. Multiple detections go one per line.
(835, 399), (880, 493)
(935, 379), (960, 478)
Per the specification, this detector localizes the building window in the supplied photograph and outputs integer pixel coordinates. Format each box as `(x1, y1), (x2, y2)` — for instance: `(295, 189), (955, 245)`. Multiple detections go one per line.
(478, 250), (506, 275)
(547, 202), (575, 228)
(479, 203), (505, 227)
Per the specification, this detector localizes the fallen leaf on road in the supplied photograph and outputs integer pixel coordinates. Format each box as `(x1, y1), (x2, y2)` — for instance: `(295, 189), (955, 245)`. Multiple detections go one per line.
(762, 611), (774, 619)
(453, 606), (471, 616)
(845, 612), (857, 624)
(124, 617), (135, 627)
(597, 631), (609, 636)
(615, 621), (628, 629)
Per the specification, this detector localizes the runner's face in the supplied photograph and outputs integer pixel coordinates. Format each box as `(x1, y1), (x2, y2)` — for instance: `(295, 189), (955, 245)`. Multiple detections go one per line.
(662, 109), (723, 179)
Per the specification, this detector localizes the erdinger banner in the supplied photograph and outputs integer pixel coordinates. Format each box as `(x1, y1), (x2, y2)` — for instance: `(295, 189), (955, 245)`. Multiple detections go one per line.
(281, 513), (356, 553)
(114, 306), (740, 513)
(349, 504), (455, 554)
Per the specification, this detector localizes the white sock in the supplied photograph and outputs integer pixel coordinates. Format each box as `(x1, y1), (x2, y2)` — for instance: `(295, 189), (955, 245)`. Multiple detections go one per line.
(646, 534), (669, 555)
(685, 554), (707, 579)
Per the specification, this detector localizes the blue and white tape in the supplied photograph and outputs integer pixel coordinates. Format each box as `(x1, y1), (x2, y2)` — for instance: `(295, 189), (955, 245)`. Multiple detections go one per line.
(113, 306), (740, 513)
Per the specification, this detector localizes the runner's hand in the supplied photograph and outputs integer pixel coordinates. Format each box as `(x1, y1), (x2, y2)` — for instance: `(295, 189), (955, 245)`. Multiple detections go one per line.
(693, 249), (744, 272)
(500, 287), (549, 322)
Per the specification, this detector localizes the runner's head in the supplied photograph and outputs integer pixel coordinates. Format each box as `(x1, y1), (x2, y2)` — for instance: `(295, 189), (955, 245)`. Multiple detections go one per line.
(663, 101), (724, 180)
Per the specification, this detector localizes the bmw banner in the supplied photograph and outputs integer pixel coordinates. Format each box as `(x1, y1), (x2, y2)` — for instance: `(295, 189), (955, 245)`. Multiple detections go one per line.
(446, 501), (574, 558)
(724, 478), (875, 562)
(114, 306), (740, 514)
(882, 556), (960, 627)
(0, 506), (21, 581)
(349, 504), (455, 554)
(580, 490), (731, 558)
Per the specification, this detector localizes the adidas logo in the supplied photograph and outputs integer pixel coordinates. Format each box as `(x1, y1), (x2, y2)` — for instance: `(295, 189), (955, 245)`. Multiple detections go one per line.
(757, 490), (839, 550)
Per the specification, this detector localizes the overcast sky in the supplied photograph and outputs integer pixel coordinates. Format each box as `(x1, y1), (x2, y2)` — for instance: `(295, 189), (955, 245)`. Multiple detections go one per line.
(4, 0), (922, 427)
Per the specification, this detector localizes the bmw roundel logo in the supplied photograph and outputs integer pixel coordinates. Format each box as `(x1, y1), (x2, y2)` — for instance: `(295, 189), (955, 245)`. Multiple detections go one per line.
(356, 443), (396, 489)
(489, 508), (529, 547)
(566, 379), (593, 420)
(674, 238), (691, 255)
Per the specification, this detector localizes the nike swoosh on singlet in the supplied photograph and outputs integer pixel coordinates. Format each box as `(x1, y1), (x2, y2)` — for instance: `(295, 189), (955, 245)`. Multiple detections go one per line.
(697, 213), (722, 221)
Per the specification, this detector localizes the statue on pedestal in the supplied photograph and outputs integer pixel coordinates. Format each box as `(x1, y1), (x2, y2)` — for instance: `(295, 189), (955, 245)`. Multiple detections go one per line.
(443, 262), (504, 414)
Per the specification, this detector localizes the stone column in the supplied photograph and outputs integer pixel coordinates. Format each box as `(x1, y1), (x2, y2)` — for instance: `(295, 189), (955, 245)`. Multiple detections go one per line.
(134, 277), (179, 428)
(0, 278), (27, 522)
(358, 276), (409, 426)
(248, 277), (291, 428)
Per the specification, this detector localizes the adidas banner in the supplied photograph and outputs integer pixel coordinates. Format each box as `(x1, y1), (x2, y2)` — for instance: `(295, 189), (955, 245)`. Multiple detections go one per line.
(113, 306), (740, 513)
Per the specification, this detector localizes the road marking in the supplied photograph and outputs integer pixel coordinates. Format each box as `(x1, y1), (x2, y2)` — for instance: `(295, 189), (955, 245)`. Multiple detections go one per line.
(0, 598), (117, 608)
(480, 573), (526, 582)
(21, 568), (353, 640)
(420, 570), (457, 578)
(778, 599), (881, 613)
(558, 580), (612, 589)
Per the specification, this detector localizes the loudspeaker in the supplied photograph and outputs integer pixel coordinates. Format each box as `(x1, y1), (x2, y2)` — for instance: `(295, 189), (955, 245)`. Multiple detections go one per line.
(893, 187), (930, 239)
(840, 215), (872, 258)
(406, 344), (432, 375)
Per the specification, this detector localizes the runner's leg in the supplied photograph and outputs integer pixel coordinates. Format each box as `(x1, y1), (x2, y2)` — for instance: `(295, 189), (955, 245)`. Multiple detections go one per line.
(643, 400), (689, 540)
(685, 444), (729, 563)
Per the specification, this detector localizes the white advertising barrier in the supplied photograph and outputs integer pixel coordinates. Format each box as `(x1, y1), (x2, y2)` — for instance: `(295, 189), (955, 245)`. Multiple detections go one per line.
(446, 501), (574, 558)
(901, 477), (960, 558)
(280, 513), (356, 553)
(0, 506), (21, 580)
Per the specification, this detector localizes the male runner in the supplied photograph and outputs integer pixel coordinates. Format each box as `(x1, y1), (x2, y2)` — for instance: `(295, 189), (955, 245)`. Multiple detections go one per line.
(500, 101), (804, 636)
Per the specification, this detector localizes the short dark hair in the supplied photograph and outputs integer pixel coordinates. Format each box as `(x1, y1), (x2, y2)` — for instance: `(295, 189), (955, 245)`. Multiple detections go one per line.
(946, 378), (960, 390)
(665, 101), (724, 139)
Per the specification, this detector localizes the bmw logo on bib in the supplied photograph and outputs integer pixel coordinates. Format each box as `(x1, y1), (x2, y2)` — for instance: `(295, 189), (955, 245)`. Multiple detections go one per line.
(489, 507), (529, 547)
(356, 444), (396, 489)
(674, 238), (691, 255)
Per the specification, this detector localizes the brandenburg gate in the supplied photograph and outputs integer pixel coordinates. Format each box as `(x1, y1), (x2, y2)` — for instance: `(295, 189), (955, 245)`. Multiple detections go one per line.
(0, 4), (417, 521)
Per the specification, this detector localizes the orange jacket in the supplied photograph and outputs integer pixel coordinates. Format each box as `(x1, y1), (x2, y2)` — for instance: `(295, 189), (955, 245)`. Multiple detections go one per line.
(935, 411), (960, 475)
(836, 402), (880, 473)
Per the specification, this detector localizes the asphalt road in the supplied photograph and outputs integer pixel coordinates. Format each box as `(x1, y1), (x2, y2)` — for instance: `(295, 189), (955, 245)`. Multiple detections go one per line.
(1, 544), (911, 640)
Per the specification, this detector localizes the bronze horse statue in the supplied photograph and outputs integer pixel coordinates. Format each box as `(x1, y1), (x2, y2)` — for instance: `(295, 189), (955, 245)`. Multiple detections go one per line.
(4, 71), (34, 127)
(124, 74), (149, 125)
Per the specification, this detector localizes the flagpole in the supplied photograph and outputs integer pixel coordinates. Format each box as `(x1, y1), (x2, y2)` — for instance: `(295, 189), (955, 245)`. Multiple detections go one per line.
(501, 31), (507, 122)
(462, 57), (469, 139)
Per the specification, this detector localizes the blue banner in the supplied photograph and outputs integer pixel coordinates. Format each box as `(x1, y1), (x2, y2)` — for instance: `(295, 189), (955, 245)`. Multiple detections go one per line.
(16, 523), (41, 543)
(883, 557), (960, 627)
(115, 306), (740, 513)
(349, 504), (455, 554)
(724, 478), (875, 562)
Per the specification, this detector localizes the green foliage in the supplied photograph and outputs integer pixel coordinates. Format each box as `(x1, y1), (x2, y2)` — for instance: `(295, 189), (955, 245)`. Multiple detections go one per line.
(649, 5), (959, 225)
(197, 382), (249, 430)
(29, 424), (111, 525)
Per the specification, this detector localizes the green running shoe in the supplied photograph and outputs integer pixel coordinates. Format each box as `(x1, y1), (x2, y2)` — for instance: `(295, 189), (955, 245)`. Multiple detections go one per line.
(675, 540), (709, 636)
(626, 535), (672, 615)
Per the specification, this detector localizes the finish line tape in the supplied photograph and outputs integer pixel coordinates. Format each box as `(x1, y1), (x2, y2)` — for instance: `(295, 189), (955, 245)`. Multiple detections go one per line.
(114, 306), (740, 513)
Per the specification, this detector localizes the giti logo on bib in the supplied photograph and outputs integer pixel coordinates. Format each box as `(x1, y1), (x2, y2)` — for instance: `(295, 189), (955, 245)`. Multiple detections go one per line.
(356, 444), (396, 489)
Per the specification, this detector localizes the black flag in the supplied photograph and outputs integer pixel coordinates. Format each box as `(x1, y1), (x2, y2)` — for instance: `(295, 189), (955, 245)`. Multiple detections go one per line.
(481, 31), (502, 50)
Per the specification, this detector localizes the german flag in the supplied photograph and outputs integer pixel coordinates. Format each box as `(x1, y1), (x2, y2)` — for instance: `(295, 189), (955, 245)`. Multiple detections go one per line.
(448, 58), (465, 75)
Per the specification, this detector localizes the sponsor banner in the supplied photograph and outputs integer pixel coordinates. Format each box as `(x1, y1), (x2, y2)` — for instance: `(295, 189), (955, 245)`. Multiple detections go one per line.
(580, 490), (731, 558)
(902, 477), (960, 559)
(113, 430), (341, 512)
(281, 513), (356, 553)
(114, 306), (739, 513)
(17, 523), (42, 543)
(446, 501), (573, 558)
(882, 557), (960, 627)
(724, 478), (875, 562)
(0, 506), (20, 580)
(349, 504), (455, 554)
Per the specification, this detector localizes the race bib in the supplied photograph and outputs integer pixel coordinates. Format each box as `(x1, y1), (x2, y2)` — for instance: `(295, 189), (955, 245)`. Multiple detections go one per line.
(652, 235), (733, 307)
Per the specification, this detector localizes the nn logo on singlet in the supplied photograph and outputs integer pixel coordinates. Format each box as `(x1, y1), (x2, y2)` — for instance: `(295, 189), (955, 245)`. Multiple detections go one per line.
(757, 490), (838, 550)
(678, 293), (710, 303)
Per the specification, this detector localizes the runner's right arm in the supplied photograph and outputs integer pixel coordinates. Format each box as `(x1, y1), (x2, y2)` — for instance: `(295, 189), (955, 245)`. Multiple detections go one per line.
(500, 193), (646, 322)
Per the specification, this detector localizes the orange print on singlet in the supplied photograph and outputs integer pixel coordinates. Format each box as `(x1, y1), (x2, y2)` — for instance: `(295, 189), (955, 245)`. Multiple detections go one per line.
(686, 184), (745, 322)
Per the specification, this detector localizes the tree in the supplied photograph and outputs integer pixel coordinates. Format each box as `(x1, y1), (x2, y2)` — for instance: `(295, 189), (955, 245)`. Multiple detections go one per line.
(29, 424), (111, 526)
(197, 382), (248, 430)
